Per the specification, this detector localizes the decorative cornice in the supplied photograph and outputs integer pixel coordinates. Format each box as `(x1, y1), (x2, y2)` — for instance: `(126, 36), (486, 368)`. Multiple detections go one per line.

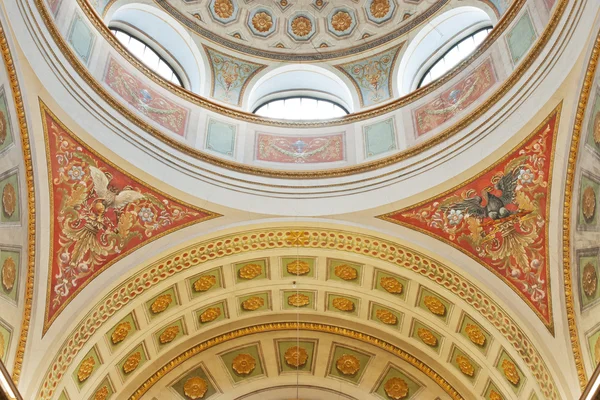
(129, 323), (464, 400)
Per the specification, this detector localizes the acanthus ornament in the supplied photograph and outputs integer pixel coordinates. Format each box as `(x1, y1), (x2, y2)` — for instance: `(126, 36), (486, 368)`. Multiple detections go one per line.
(465, 324), (486, 346)
(93, 386), (109, 400)
(151, 294), (173, 314)
(582, 262), (597, 298)
(288, 293), (310, 307)
(200, 307), (222, 323)
(331, 11), (352, 32)
(252, 12), (273, 33)
(2, 183), (16, 217)
(332, 297), (354, 311)
(193, 275), (216, 292)
(287, 260), (310, 275)
(239, 263), (262, 279)
(111, 321), (131, 344)
(380, 276), (403, 294)
(417, 328), (437, 346)
(159, 326), (180, 344)
(214, 0), (234, 19)
(502, 359), (520, 385)
(582, 186), (596, 221)
(291, 16), (312, 37)
(370, 0), (391, 18)
(284, 346), (308, 367)
(123, 352), (142, 374)
(232, 353), (256, 375)
(424, 296), (446, 316)
(183, 376), (208, 399)
(77, 356), (95, 382)
(383, 377), (409, 399)
(1, 256), (16, 292)
(336, 354), (360, 375)
(242, 296), (265, 311)
(334, 264), (357, 280)
(376, 309), (397, 325)
(456, 355), (474, 377)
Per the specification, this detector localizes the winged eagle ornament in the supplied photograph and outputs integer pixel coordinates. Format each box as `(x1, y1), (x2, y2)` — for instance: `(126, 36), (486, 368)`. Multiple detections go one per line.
(89, 166), (144, 221)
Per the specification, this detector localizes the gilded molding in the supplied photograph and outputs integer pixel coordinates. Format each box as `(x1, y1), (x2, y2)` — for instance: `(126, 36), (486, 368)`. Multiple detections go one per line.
(36, 229), (559, 399)
(561, 23), (600, 390)
(129, 323), (465, 400)
(32, 0), (567, 179)
(0, 21), (37, 384)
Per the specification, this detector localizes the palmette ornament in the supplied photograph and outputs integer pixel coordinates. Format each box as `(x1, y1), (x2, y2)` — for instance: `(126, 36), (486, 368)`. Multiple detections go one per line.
(380, 276), (403, 294)
(383, 377), (409, 399)
(284, 346), (308, 367)
(232, 353), (256, 375)
(200, 307), (222, 322)
(111, 321), (132, 344)
(288, 293), (310, 307)
(159, 326), (180, 344)
(424, 296), (446, 316)
(77, 356), (95, 382)
(501, 359), (520, 385)
(1, 256), (16, 292)
(193, 275), (216, 292)
(151, 294), (173, 313)
(242, 296), (265, 311)
(123, 352), (142, 374)
(417, 328), (437, 346)
(287, 260), (310, 275)
(465, 324), (486, 346)
(336, 354), (360, 375)
(456, 355), (474, 376)
(239, 263), (262, 279)
(376, 309), (397, 325)
(183, 376), (208, 399)
(332, 297), (354, 311)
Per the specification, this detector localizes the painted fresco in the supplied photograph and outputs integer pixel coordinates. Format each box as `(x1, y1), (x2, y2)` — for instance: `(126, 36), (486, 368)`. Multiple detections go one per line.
(256, 133), (344, 163)
(103, 58), (190, 136)
(205, 46), (266, 106)
(380, 107), (560, 331)
(41, 104), (219, 332)
(336, 45), (401, 107)
(506, 11), (537, 65)
(414, 58), (497, 136)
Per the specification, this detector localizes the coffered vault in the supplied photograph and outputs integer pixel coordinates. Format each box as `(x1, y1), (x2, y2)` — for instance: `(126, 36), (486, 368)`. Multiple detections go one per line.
(0, 0), (599, 399)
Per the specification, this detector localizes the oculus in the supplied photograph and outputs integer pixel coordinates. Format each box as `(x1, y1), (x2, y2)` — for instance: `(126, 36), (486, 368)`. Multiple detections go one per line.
(336, 354), (360, 375)
(384, 377), (409, 399)
(183, 376), (208, 399)
(284, 346), (308, 367)
(232, 353), (256, 375)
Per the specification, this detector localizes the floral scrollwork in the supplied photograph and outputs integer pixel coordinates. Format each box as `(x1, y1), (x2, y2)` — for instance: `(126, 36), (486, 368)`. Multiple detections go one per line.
(2, 183), (16, 217)
(93, 386), (109, 400)
(242, 296), (265, 311)
(583, 186), (596, 221)
(291, 16), (312, 37)
(331, 11), (352, 31)
(288, 293), (310, 307)
(252, 12), (273, 33)
(214, 0), (234, 19)
(582, 262), (598, 298)
(370, 0), (391, 18)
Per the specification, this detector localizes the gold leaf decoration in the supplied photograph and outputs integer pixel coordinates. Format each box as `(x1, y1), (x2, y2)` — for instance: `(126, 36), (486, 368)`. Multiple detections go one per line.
(456, 355), (474, 377)
(501, 359), (520, 385)
(594, 111), (600, 144)
(111, 321), (132, 344)
(159, 326), (180, 344)
(285, 231), (309, 246)
(242, 296), (265, 311)
(93, 386), (109, 400)
(123, 351), (142, 374)
(0, 334), (4, 360)
(465, 324), (486, 346)
(287, 260), (310, 275)
(582, 262), (598, 298)
(77, 356), (95, 382)
(213, 0), (234, 19)
(1, 256), (16, 292)
(0, 111), (6, 145)
(193, 275), (216, 292)
(2, 183), (16, 217)
(336, 354), (360, 375)
(252, 12), (273, 33)
(594, 337), (600, 366)
(375, 309), (397, 325)
(332, 297), (354, 312)
(489, 390), (503, 400)
(183, 376), (208, 399)
(151, 294), (173, 314)
(334, 264), (357, 280)
(288, 293), (310, 307)
(370, 0), (391, 18)
(583, 186), (596, 221)
(284, 346), (308, 367)
(200, 307), (222, 323)
(417, 328), (437, 346)
(383, 377), (409, 399)
(423, 296), (446, 316)
(380, 276), (403, 294)
(291, 16), (312, 37)
(331, 11), (352, 31)
(239, 263), (263, 280)
(232, 353), (256, 375)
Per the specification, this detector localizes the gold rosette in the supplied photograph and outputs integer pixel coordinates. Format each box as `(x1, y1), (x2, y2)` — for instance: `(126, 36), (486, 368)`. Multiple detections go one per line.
(291, 16), (312, 37)
(284, 346), (308, 367)
(489, 390), (503, 400)
(242, 296), (265, 311)
(214, 0), (234, 19)
(239, 263), (263, 280)
(288, 293), (310, 307)
(417, 328), (437, 346)
(383, 377), (409, 399)
(151, 294), (173, 314)
(252, 12), (273, 33)
(465, 324), (486, 346)
(2, 183), (16, 217)
(583, 262), (598, 298)
(159, 326), (180, 344)
(456, 355), (474, 377)
(336, 354), (360, 375)
(370, 0), (390, 18)
(501, 359), (520, 385)
(0, 111), (7, 145)
(287, 260), (310, 275)
(77, 356), (95, 382)
(183, 376), (208, 399)
(331, 11), (352, 31)
(375, 309), (397, 325)
(334, 264), (358, 280)
(232, 353), (256, 375)
(111, 321), (132, 344)
(123, 352), (142, 374)
(194, 275), (216, 292)
(93, 386), (109, 400)
(332, 297), (354, 312)
(380, 276), (403, 294)
(1, 256), (16, 292)
(424, 296), (446, 316)
(583, 186), (596, 221)
(200, 307), (222, 322)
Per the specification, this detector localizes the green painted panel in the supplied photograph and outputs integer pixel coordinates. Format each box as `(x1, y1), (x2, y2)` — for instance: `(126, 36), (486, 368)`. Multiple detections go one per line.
(195, 301), (228, 327)
(105, 313), (137, 352)
(410, 320), (442, 353)
(277, 340), (315, 373)
(238, 292), (270, 313)
(282, 290), (316, 310)
(374, 367), (422, 400)
(0, 173), (19, 223)
(171, 365), (218, 399)
(327, 259), (362, 285)
(578, 175), (600, 227)
(67, 14), (95, 64)
(57, 391), (69, 400)
(0, 323), (11, 363)
(495, 350), (526, 394)
(327, 293), (359, 316)
(373, 270), (408, 300)
(0, 250), (20, 302)
(146, 287), (178, 320)
(117, 344), (147, 381)
(234, 259), (268, 283)
(458, 314), (491, 354)
(417, 287), (451, 323)
(189, 268), (223, 298)
(72, 347), (101, 390)
(506, 11), (536, 64)
(206, 119), (237, 157)
(483, 380), (505, 400)
(220, 345), (264, 383)
(281, 257), (316, 278)
(89, 377), (114, 400)
(327, 345), (371, 384)
(364, 118), (396, 158)
(586, 92), (600, 154)
(155, 318), (186, 349)
(579, 253), (600, 308)
(588, 329), (600, 367)
(0, 88), (14, 153)
(370, 303), (402, 330)
(449, 346), (480, 383)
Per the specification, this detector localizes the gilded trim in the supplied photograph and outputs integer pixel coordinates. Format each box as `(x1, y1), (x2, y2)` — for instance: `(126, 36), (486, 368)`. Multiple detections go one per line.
(129, 323), (465, 400)
(561, 23), (600, 390)
(36, 228), (559, 399)
(31, 0), (567, 179)
(0, 21), (36, 384)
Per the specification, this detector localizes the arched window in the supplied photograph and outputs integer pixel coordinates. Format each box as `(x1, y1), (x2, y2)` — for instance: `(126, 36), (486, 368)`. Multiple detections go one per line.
(253, 96), (349, 120)
(110, 28), (183, 87)
(418, 27), (492, 88)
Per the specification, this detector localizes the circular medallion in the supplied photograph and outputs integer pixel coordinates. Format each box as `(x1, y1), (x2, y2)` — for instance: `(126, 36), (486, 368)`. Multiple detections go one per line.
(370, 0), (391, 18)
(111, 321), (131, 344)
(456, 355), (474, 377)
(336, 354), (360, 375)
(288, 293), (310, 307)
(375, 309), (397, 325)
(501, 359), (520, 385)
(380, 276), (403, 294)
(417, 328), (437, 346)
(284, 346), (308, 367)
(2, 183), (16, 218)
(423, 296), (446, 316)
(582, 262), (598, 298)
(200, 307), (222, 322)
(582, 186), (596, 221)
(287, 260), (310, 275)
(151, 294), (173, 313)
(291, 16), (312, 37)
(159, 326), (180, 344)
(123, 352), (142, 374)
(334, 264), (357, 280)
(383, 377), (409, 399)
(1, 256), (16, 292)
(232, 353), (256, 375)
(252, 12), (273, 33)
(183, 376), (208, 399)
(214, 0), (234, 19)
(331, 11), (352, 31)
(193, 275), (216, 292)
(465, 324), (486, 346)
(239, 263), (262, 279)
(77, 356), (96, 382)
(0, 110), (7, 145)
(332, 297), (354, 311)
(241, 296), (265, 311)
